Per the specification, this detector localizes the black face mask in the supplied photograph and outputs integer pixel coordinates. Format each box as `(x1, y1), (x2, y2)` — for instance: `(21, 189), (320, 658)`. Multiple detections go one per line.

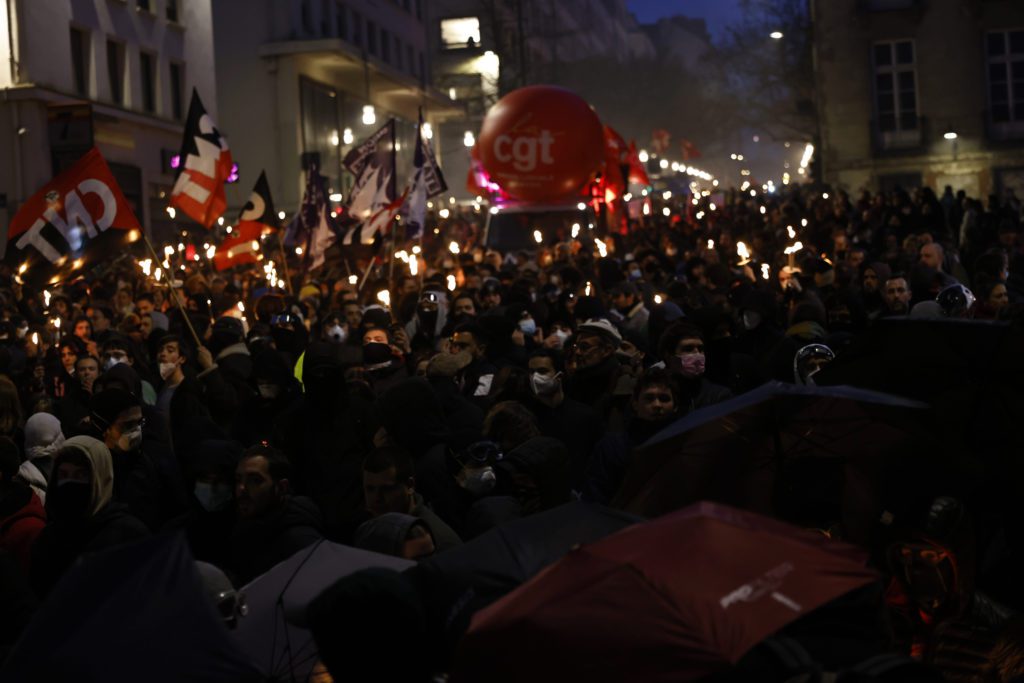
(417, 309), (438, 334)
(48, 479), (92, 521)
(363, 342), (393, 365)
(305, 368), (343, 403)
(452, 313), (476, 327)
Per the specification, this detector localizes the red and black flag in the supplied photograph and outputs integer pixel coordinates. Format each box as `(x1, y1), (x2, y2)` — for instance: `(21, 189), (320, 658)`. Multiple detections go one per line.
(214, 171), (277, 271)
(170, 89), (233, 228)
(4, 147), (140, 287)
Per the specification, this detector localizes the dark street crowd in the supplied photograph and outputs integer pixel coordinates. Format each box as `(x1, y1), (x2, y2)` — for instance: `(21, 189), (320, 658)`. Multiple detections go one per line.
(1, 180), (1024, 681)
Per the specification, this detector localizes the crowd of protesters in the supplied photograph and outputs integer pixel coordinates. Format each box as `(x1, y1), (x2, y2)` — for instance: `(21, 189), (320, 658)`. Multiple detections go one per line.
(0, 179), (1023, 681)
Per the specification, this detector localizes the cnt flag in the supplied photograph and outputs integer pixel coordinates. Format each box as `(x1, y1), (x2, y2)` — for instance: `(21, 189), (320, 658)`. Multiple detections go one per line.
(214, 171), (277, 271)
(5, 147), (140, 287)
(170, 89), (233, 228)
(285, 164), (338, 271)
(342, 119), (396, 246)
(404, 110), (448, 240)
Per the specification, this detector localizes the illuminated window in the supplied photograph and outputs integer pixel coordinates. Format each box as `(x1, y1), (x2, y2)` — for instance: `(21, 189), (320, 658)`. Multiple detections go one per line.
(441, 17), (480, 49)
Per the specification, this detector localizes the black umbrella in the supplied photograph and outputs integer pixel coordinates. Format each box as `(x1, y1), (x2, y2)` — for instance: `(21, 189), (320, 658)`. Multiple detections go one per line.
(233, 539), (414, 682)
(613, 381), (935, 533)
(1, 533), (261, 683)
(407, 502), (642, 660)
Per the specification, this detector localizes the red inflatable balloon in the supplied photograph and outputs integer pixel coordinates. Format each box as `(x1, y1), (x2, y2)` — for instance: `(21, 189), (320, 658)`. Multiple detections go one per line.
(478, 86), (605, 203)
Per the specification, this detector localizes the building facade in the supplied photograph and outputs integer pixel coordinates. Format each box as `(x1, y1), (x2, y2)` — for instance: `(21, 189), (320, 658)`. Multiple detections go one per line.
(812, 0), (1024, 198)
(210, 0), (458, 215)
(0, 0), (216, 241)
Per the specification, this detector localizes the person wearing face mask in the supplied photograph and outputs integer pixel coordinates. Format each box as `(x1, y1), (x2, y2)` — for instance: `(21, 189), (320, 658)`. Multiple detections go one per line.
(88, 388), (171, 532)
(233, 348), (303, 447)
(31, 436), (150, 596)
(732, 288), (784, 381)
(583, 369), (681, 505)
(207, 316), (254, 405)
(608, 282), (650, 350)
(155, 335), (238, 440)
(100, 336), (157, 405)
(406, 290), (449, 353)
(656, 322), (731, 415)
(320, 311), (350, 346)
(172, 439), (242, 567)
(362, 326), (409, 396)
(522, 350), (603, 492)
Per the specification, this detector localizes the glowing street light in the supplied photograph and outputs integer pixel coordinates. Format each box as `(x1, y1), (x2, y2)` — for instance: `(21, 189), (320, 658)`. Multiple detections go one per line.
(770, 31), (784, 39)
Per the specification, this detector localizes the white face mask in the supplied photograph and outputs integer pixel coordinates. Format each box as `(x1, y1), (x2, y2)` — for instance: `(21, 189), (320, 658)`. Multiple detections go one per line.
(326, 324), (347, 344)
(552, 329), (570, 349)
(257, 383), (280, 399)
(530, 371), (560, 396)
(117, 427), (143, 452)
(518, 318), (537, 336)
(16, 326), (28, 339)
(461, 466), (496, 496)
(159, 361), (178, 380)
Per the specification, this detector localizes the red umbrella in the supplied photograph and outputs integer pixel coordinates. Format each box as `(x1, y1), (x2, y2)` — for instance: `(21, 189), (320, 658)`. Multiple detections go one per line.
(451, 502), (877, 683)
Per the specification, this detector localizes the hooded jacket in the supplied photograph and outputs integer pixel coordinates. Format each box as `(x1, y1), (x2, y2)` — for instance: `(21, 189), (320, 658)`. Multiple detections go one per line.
(229, 495), (324, 585)
(354, 512), (425, 557)
(31, 436), (149, 595)
(0, 483), (45, 574)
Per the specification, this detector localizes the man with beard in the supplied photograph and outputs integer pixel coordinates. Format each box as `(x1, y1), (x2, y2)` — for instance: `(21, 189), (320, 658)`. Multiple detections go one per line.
(582, 369), (680, 504)
(883, 276), (913, 317)
(861, 262), (892, 321)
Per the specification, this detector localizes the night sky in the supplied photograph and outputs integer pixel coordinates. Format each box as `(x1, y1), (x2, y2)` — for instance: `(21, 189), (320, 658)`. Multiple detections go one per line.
(626, 0), (747, 39)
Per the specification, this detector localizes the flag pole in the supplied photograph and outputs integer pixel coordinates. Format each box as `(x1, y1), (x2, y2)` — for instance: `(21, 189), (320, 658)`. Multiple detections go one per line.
(277, 231), (294, 294)
(142, 234), (202, 347)
(387, 121), (398, 288)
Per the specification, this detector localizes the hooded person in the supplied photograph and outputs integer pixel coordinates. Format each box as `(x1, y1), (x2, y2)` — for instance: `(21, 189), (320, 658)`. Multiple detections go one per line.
(229, 444), (324, 584)
(0, 437), (46, 575)
(656, 321), (731, 414)
(232, 348), (303, 447)
(861, 262), (892, 320)
(353, 513), (437, 560)
(88, 388), (173, 532)
(207, 316), (254, 404)
(31, 435), (150, 596)
(173, 439), (242, 567)
(405, 289), (449, 353)
(18, 413), (65, 501)
(272, 343), (376, 539)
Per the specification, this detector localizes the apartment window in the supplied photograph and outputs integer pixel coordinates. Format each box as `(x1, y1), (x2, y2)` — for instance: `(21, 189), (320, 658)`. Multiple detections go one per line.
(873, 40), (917, 132)
(987, 30), (1024, 123)
(140, 52), (156, 113)
(106, 39), (125, 105)
(301, 0), (315, 35)
(367, 21), (377, 55)
(351, 11), (363, 46)
(136, 0), (151, 12)
(169, 62), (184, 120)
(336, 2), (347, 40)
(441, 17), (480, 49)
(70, 28), (90, 96)
(381, 28), (390, 62)
(166, 0), (178, 23)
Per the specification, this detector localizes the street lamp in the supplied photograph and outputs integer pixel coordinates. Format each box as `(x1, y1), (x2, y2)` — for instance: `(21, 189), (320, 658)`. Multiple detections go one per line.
(362, 105), (376, 125)
(769, 31), (783, 39)
(943, 131), (958, 140)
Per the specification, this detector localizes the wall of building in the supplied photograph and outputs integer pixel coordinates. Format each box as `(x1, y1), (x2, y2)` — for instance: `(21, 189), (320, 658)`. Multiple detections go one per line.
(813, 0), (1024, 198)
(0, 0), (216, 242)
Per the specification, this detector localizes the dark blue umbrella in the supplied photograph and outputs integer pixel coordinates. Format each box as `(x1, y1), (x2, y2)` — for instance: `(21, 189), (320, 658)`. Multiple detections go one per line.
(614, 381), (930, 521)
(233, 539), (413, 682)
(1, 533), (261, 683)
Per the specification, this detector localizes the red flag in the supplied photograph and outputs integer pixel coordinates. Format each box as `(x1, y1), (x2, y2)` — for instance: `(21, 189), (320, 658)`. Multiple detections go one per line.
(627, 142), (651, 187)
(682, 139), (702, 160)
(213, 220), (263, 271)
(651, 129), (671, 154)
(6, 147), (140, 285)
(169, 89), (233, 228)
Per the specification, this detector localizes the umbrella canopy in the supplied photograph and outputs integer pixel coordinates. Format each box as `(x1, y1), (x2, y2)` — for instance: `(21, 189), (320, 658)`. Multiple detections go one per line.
(233, 539), (413, 682)
(613, 381), (931, 523)
(451, 502), (878, 683)
(1, 533), (261, 683)
(409, 502), (642, 656)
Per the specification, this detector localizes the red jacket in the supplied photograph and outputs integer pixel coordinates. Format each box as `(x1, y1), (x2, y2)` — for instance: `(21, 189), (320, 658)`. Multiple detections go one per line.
(0, 489), (46, 575)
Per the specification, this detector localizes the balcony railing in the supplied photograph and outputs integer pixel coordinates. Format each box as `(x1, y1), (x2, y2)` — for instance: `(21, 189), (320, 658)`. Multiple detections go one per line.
(984, 109), (1024, 144)
(871, 116), (927, 155)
